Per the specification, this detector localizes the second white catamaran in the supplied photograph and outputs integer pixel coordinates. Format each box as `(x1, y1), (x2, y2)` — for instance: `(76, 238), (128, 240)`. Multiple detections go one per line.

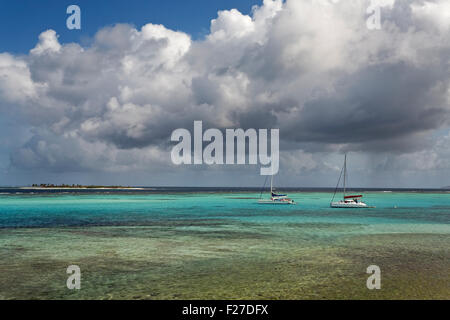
(330, 154), (373, 208)
(258, 175), (295, 205)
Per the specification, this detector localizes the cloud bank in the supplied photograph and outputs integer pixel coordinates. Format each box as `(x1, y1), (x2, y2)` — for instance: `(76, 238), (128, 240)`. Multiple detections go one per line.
(0, 0), (449, 186)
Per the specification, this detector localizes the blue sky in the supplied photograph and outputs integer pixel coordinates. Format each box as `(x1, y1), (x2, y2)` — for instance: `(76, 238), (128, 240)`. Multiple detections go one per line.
(0, 0), (262, 53)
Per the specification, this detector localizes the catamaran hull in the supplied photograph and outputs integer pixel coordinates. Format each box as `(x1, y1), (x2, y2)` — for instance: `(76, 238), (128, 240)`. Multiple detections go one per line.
(258, 200), (296, 205)
(330, 202), (368, 208)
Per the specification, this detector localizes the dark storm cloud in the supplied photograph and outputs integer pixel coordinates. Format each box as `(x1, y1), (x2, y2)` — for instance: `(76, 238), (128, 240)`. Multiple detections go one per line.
(285, 62), (449, 149)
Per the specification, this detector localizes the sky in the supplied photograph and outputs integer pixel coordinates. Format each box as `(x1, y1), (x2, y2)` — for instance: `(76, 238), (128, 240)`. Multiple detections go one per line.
(0, 0), (449, 188)
(0, 0), (262, 53)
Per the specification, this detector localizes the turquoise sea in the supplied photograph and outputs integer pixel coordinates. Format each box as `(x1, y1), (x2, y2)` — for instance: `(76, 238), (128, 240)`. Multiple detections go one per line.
(0, 188), (449, 299)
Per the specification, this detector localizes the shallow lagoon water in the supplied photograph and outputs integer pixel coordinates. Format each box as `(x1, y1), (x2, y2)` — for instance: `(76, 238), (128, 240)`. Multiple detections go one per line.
(0, 190), (449, 299)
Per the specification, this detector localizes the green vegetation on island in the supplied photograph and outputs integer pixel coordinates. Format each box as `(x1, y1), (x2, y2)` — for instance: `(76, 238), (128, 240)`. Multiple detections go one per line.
(30, 184), (136, 189)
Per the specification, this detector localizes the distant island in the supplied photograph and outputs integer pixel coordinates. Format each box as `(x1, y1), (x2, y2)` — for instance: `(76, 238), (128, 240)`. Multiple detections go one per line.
(27, 184), (144, 190)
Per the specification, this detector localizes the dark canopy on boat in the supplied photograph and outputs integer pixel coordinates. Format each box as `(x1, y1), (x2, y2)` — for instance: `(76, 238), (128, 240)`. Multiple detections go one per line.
(272, 192), (287, 197)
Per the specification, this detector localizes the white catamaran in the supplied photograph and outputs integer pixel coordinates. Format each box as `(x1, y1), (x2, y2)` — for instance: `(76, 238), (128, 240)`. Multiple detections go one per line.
(330, 154), (372, 208)
(258, 175), (295, 205)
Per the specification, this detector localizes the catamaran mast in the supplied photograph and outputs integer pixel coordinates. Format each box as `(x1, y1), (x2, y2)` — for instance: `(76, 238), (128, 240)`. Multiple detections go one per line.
(343, 153), (347, 199)
(270, 175), (273, 194)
